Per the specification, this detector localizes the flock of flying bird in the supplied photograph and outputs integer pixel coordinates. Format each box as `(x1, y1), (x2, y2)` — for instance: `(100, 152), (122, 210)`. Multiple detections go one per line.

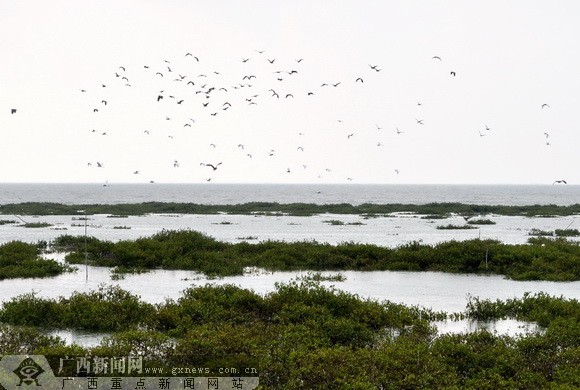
(8, 52), (568, 185)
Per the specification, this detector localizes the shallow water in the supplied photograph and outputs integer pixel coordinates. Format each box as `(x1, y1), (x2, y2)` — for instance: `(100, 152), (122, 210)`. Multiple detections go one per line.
(3, 258), (578, 314)
(1, 213), (578, 247)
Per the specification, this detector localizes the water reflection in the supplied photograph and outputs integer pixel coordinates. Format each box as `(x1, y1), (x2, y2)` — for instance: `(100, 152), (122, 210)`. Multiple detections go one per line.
(433, 319), (541, 336)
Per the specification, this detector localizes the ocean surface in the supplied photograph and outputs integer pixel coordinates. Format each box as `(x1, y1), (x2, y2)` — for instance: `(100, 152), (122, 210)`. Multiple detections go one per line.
(1, 183), (579, 205)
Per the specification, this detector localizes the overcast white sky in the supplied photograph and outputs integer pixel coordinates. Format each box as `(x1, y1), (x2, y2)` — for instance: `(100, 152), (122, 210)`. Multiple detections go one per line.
(1, 1), (579, 184)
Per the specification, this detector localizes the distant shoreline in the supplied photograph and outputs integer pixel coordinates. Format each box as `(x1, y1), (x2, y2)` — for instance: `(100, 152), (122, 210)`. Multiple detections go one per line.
(1, 201), (579, 216)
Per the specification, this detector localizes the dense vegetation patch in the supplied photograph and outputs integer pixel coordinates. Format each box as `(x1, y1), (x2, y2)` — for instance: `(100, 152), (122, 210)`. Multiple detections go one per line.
(0, 241), (73, 280)
(51, 230), (580, 280)
(555, 228), (580, 237)
(467, 218), (497, 225)
(436, 224), (478, 230)
(1, 201), (580, 216)
(0, 284), (578, 389)
(21, 222), (53, 228)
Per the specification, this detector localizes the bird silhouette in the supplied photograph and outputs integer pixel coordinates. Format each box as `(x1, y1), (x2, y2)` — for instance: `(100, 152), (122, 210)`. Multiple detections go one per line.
(369, 64), (381, 71)
(553, 180), (567, 185)
(541, 103), (550, 109)
(355, 78), (363, 83)
(432, 56), (442, 61)
(10, 109), (17, 114)
(450, 71), (456, 76)
(416, 119), (424, 125)
(201, 162), (222, 171)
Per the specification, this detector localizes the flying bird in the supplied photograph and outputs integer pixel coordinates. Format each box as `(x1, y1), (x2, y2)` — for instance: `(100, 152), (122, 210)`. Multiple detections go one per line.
(553, 180), (567, 185)
(432, 56), (442, 61)
(355, 78), (364, 83)
(369, 64), (381, 71)
(541, 103), (550, 109)
(10, 109), (17, 114)
(450, 71), (456, 76)
(201, 162), (222, 171)
(416, 119), (424, 125)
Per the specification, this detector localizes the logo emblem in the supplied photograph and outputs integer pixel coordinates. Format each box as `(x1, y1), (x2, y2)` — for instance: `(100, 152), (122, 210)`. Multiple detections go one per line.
(13, 357), (44, 386)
